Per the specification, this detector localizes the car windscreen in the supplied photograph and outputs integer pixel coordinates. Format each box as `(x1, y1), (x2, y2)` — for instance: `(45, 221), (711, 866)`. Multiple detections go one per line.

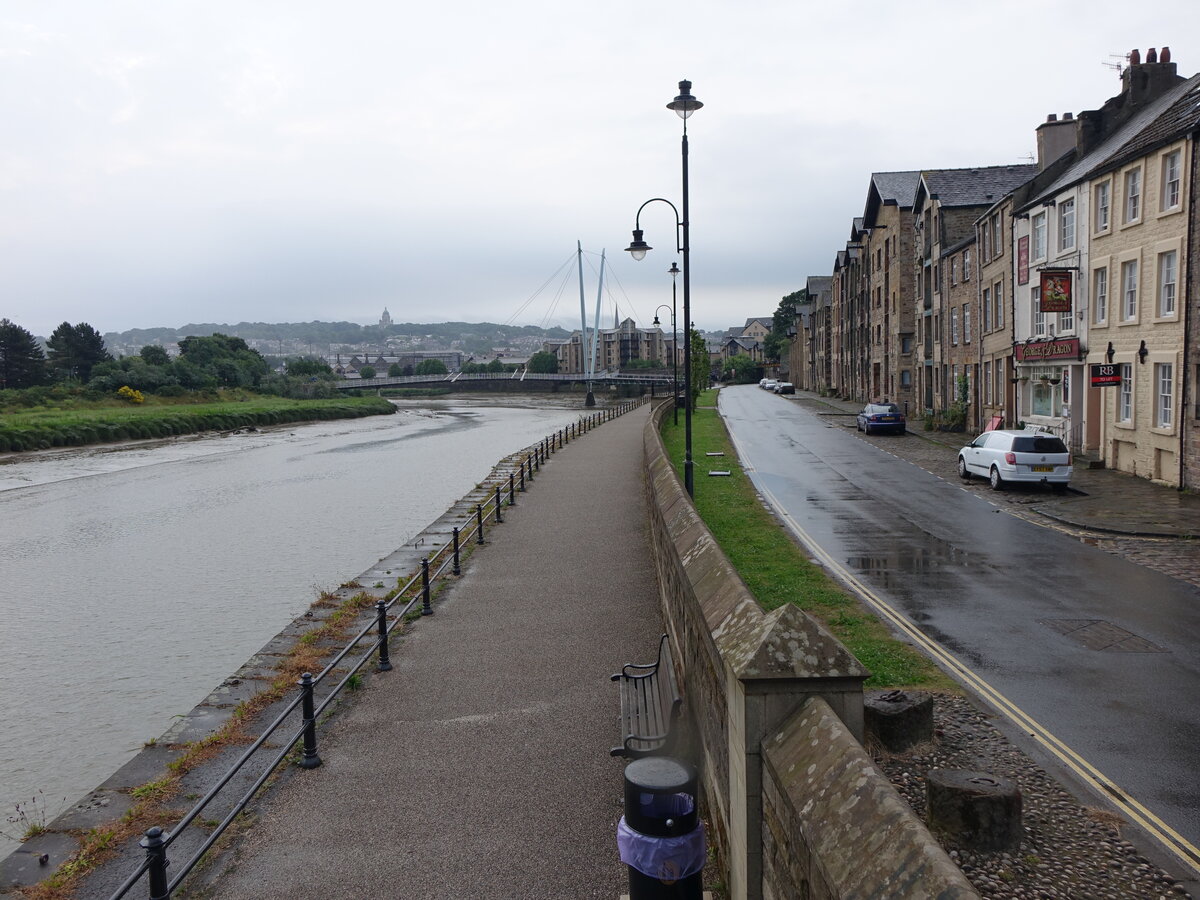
(866, 405), (899, 414)
(1012, 436), (1068, 453)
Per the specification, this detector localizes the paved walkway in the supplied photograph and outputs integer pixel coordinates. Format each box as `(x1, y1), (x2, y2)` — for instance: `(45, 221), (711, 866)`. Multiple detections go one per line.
(207, 406), (660, 899)
(797, 391), (1200, 537)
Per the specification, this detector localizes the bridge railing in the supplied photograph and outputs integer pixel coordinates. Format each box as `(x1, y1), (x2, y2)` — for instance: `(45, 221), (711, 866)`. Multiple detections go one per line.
(336, 371), (673, 389)
(106, 398), (648, 900)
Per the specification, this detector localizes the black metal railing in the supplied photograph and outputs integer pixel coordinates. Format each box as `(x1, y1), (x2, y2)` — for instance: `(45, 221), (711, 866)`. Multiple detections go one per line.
(107, 397), (646, 899)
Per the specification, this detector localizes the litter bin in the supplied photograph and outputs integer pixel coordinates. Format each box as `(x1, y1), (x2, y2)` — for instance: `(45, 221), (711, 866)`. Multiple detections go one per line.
(617, 756), (705, 899)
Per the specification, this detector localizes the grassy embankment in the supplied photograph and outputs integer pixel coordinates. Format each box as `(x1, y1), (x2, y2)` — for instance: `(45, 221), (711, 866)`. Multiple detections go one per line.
(660, 390), (953, 690)
(0, 392), (397, 453)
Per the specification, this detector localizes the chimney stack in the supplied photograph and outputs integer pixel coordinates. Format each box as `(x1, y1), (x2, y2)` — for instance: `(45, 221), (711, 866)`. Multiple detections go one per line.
(1036, 112), (1078, 170)
(1122, 46), (1182, 108)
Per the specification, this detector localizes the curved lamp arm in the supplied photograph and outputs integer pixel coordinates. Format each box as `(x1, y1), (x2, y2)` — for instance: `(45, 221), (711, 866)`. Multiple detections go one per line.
(625, 198), (682, 260)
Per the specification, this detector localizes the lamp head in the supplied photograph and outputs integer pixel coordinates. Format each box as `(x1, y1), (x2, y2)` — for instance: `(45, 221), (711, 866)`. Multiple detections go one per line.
(667, 80), (703, 120)
(625, 229), (651, 261)
(669, 261), (680, 277)
(652, 314), (661, 326)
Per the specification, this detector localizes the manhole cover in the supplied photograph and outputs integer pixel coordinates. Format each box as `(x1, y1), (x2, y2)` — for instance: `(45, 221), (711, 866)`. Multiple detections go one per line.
(1038, 619), (1166, 652)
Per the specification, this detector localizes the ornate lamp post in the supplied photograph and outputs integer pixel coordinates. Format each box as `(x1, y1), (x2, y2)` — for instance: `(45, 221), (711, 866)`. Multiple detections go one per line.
(625, 79), (702, 496)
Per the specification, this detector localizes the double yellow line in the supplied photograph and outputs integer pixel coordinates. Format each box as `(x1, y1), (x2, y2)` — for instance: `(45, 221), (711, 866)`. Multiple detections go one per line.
(753, 474), (1200, 878)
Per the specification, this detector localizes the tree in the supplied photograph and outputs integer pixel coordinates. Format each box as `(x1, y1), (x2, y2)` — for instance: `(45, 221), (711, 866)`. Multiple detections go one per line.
(689, 329), (709, 408)
(358, 365), (376, 379)
(46, 322), (112, 382)
(286, 356), (332, 377)
(177, 334), (269, 387)
(527, 351), (559, 374)
(0, 318), (48, 389)
(415, 358), (448, 375)
(388, 363), (404, 377)
(485, 357), (505, 373)
(139, 345), (171, 367)
(725, 354), (760, 383)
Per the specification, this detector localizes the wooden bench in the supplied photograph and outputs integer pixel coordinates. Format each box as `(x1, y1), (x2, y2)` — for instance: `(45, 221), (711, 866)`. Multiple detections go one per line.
(610, 634), (682, 759)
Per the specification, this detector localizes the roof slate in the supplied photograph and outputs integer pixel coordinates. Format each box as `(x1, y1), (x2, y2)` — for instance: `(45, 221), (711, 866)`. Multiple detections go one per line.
(923, 164), (1039, 208)
(871, 170), (922, 206)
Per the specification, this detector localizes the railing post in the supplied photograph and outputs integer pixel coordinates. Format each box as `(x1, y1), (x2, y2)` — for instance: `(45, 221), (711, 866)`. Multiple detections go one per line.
(476, 504), (485, 543)
(534, 446), (541, 472)
(140, 827), (170, 900)
(375, 600), (392, 671)
(519, 463), (526, 492)
(494, 485), (503, 523)
(508, 473), (515, 505)
(299, 673), (321, 769)
(421, 558), (433, 615)
(452, 527), (461, 576)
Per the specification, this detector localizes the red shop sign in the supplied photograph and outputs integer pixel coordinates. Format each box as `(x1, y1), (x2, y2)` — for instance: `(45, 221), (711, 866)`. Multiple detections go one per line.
(1014, 337), (1081, 362)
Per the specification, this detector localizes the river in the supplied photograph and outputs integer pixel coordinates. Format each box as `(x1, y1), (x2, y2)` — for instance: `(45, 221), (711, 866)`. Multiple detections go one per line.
(0, 397), (585, 854)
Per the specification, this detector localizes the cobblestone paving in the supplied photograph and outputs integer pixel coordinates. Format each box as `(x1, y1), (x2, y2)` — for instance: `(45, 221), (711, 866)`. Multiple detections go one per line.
(795, 397), (1200, 591)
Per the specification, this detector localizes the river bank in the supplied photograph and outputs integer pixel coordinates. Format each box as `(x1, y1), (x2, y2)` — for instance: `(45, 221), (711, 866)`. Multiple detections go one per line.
(0, 395), (396, 453)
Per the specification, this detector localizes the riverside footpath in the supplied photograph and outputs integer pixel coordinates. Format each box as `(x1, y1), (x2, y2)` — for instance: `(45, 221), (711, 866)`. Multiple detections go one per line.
(192, 403), (660, 898)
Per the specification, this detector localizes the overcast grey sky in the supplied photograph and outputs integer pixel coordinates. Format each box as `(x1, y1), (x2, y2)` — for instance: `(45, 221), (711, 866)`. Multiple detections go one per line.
(1, 1), (1192, 339)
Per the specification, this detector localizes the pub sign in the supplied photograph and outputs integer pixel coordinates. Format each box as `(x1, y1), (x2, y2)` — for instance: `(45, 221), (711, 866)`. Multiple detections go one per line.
(1090, 364), (1122, 387)
(1017, 235), (1030, 285)
(1040, 270), (1072, 313)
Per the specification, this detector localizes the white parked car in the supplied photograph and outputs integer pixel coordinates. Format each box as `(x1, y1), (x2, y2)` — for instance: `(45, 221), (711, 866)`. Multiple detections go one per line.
(760, 379), (778, 391)
(957, 429), (1072, 491)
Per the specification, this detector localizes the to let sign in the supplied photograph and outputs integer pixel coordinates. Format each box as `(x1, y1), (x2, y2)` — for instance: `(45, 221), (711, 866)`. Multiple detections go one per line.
(1040, 270), (1072, 313)
(1090, 363), (1122, 387)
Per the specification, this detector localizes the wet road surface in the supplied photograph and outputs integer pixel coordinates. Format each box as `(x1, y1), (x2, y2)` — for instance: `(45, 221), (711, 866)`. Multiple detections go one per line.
(719, 384), (1200, 863)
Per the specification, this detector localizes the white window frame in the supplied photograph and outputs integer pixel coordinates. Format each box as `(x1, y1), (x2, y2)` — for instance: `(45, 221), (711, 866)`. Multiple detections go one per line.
(1160, 149), (1182, 212)
(984, 360), (993, 404)
(963, 249), (971, 280)
(1119, 364), (1133, 423)
(982, 287), (991, 332)
(964, 303), (971, 344)
(1121, 259), (1139, 322)
(994, 280), (1004, 329)
(1158, 250), (1177, 318)
(1093, 266), (1108, 325)
(951, 307), (959, 346)
(1124, 167), (1142, 224)
(1058, 198), (1075, 251)
(1033, 286), (1045, 336)
(1156, 363), (1173, 429)
(1032, 212), (1047, 260)
(1093, 180), (1111, 233)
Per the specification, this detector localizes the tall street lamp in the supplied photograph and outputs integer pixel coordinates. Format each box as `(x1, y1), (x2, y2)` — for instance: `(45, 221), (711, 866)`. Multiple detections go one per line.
(625, 79), (702, 496)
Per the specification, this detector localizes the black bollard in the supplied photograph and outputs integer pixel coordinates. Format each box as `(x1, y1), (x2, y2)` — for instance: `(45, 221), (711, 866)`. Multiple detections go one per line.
(508, 473), (515, 505)
(420, 557), (433, 615)
(299, 673), (322, 769)
(494, 485), (503, 523)
(452, 527), (461, 576)
(476, 504), (485, 543)
(140, 827), (170, 900)
(375, 600), (392, 671)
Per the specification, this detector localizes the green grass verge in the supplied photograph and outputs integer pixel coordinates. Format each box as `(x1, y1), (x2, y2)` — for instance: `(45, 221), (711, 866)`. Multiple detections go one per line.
(661, 390), (954, 691)
(0, 395), (397, 453)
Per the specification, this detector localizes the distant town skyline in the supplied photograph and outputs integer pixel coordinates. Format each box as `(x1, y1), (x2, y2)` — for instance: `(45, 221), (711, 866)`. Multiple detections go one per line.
(1, 2), (1192, 338)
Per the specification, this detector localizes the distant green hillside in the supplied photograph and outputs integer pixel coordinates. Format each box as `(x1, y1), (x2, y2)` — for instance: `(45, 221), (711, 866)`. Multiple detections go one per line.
(104, 321), (571, 354)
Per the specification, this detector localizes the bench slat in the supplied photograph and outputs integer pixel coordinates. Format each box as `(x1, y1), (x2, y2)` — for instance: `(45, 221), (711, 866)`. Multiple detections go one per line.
(610, 634), (682, 758)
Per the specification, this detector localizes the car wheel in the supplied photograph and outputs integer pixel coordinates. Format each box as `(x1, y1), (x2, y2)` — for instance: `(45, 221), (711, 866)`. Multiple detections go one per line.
(957, 456), (970, 481)
(989, 466), (1004, 491)
(864, 424), (872, 435)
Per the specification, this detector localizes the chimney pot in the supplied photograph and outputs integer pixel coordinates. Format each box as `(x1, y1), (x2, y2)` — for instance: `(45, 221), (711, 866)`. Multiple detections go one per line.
(1147, 48), (1158, 63)
(1047, 113), (1058, 122)
(1161, 46), (1171, 62)
(1063, 112), (1073, 120)
(1130, 48), (1141, 65)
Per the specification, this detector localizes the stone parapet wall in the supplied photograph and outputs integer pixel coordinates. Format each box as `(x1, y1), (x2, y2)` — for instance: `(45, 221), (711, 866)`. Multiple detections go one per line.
(762, 697), (979, 899)
(643, 398), (976, 899)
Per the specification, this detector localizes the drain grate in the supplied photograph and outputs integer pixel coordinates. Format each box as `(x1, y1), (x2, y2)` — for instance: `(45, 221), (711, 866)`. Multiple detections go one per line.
(1038, 619), (1167, 652)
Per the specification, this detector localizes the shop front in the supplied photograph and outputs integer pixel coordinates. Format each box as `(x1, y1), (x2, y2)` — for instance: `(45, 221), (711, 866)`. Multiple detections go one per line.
(1013, 337), (1084, 448)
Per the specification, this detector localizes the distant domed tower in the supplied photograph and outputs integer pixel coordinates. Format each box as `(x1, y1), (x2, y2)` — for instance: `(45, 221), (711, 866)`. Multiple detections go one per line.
(379, 307), (393, 329)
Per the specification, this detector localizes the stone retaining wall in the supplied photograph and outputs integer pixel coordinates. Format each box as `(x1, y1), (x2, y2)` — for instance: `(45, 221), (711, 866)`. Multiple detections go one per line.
(642, 398), (978, 900)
